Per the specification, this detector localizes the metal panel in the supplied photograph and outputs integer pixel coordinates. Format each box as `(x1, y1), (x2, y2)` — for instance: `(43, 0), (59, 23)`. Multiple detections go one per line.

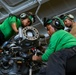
(3, 0), (26, 6)
(0, 0), (48, 22)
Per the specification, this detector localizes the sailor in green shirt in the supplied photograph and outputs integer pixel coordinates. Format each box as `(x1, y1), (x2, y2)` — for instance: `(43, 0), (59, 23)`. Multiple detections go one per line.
(42, 30), (76, 61)
(32, 16), (76, 75)
(0, 12), (35, 46)
(59, 14), (76, 37)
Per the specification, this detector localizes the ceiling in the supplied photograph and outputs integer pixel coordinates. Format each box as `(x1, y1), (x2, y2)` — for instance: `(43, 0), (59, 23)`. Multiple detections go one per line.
(0, 0), (48, 21)
(0, 0), (76, 37)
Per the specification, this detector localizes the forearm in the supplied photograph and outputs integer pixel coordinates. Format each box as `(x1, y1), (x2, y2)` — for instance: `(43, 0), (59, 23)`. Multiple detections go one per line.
(11, 23), (18, 33)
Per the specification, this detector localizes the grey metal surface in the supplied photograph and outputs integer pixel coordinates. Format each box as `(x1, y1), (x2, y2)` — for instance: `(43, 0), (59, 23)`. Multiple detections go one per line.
(0, 0), (48, 22)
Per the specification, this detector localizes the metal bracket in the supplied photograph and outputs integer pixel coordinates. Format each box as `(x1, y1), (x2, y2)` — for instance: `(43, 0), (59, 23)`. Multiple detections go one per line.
(35, 0), (43, 25)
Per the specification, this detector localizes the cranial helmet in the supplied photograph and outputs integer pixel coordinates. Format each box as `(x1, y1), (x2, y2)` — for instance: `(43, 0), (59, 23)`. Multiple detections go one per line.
(44, 16), (65, 30)
(59, 14), (74, 21)
(20, 12), (35, 24)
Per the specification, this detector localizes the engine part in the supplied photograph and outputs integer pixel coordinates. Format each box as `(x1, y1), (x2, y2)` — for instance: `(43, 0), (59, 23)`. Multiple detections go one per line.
(23, 26), (39, 41)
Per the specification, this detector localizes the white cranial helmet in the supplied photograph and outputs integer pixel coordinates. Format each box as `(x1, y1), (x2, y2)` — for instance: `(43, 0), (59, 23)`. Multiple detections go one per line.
(67, 14), (74, 20)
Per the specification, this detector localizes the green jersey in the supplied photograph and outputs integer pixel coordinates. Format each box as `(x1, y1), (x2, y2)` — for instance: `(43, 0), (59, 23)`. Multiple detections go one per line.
(42, 30), (76, 61)
(0, 16), (22, 40)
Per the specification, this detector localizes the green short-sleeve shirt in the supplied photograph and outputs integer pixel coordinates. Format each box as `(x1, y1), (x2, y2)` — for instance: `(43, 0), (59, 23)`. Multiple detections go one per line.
(0, 16), (22, 40)
(42, 30), (76, 61)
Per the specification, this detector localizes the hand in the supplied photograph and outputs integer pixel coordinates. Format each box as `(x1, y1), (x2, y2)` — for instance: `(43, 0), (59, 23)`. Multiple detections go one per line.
(32, 55), (42, 61)
(32, 55), (39, 61)
(11, 23), (19, 33)
(0, 49), (2, 53)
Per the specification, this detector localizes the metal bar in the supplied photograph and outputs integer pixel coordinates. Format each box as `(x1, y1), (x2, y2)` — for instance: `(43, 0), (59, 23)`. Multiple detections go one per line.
(35, 0), (44, 25)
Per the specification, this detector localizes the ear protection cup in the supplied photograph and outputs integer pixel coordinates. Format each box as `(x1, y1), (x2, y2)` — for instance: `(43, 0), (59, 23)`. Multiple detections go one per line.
(27, 12), (35, 23)
(51, 17), (64, 30)
(52, 18), (61, 28)
(59, 14), (66, 20)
